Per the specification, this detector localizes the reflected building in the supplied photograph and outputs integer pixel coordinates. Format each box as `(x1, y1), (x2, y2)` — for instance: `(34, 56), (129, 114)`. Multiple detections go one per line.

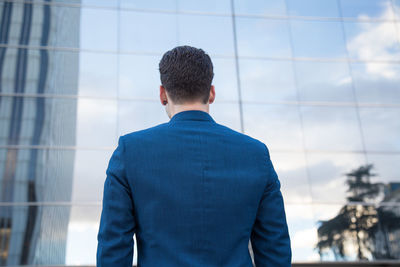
(0, 1), (79, 265)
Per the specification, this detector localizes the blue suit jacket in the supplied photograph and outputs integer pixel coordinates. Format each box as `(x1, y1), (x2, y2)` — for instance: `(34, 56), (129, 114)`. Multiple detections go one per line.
(97, 110), (291, 267)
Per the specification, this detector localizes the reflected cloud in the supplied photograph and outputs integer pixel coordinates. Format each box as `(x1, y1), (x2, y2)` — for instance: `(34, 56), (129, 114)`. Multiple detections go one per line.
(346, 5), (400, 63)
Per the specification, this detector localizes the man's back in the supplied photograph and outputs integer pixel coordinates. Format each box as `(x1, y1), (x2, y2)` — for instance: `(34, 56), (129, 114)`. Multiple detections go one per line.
(97, 110), (292, 266)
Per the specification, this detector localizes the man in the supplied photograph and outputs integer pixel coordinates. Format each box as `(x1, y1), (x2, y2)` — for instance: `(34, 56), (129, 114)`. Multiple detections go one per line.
(96, 45), (291, 266)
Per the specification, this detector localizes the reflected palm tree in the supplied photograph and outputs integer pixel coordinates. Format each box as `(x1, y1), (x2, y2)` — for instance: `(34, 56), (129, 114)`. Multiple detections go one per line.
(316, 164), (400, 260)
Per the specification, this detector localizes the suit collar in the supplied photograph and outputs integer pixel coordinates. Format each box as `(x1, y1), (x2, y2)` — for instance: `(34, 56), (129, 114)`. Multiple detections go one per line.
(169, 110), (215, 123)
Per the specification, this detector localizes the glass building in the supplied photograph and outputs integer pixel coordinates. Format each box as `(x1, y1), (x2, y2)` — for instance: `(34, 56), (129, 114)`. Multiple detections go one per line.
(0, 0), (399, 266)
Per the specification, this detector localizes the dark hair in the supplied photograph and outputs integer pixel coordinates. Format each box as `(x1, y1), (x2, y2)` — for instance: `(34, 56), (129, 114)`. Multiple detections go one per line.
(159, 45), (214, 104)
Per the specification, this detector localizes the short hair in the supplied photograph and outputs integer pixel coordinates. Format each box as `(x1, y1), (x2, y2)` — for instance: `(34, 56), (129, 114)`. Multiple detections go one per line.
(158, 45), (214, 104)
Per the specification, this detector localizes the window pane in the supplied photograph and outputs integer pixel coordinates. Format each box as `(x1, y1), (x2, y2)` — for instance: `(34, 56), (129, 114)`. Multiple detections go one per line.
(120, 0), (177, 11)
(285, 204), (319, 262)
(366, 153), (400, 183)
(212, 58), (239, 102)
(301, 106), (363, 151)
(290, 20), (347, 58)
(72, 149), (113, 202)
(0, 148), (76, 202)
(76, 98), (118, 147)
(359, 107), (400, 152)
(79, 0), (118, 7)
(177, 14), (234, 57)
(178, 0), (231, 14)
(307, 152), (366, 203)
(120, 11), (177, 53)
(394, 0), (400, 20)
(243, 104), (303, 152)
(351, 62), (400, 104)
(2, 48), (41, 95)
(0, 205), (104, 265)
(294, 61), (355, 102)
(0, 148), (114, 203)
(376, 204), (400, 258)
(235, 18), (291, 58)
(239, 59), (297, 102)
(67, 205), (103, 265)
(79, 52), (118, 97)
(287, 0), (340, 17)
(0, 96), (78, 147)
(6, 3), (80, 49)
(344, 21), (400, 61)
(80, 8), (118, 51)
(272, 152), (312, 203)
(339, 0), (395, 20)
(1, 48), (80, 96)
(119, 54), (161, 100)
(233, 0), (287, 16)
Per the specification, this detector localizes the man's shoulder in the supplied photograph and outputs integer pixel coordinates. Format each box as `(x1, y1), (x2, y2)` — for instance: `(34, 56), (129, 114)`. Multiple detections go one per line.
(121, 122), (169, 142)
(213, 122), (268, 153)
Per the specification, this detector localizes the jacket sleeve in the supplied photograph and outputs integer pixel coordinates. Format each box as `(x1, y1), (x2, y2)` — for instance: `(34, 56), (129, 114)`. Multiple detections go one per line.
(97, 135), (136, 267)
(250, 144), (292, 267)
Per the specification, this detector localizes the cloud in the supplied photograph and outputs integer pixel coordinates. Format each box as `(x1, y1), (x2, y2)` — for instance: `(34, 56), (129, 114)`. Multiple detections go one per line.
(346, 4), (400, 79)
(292, 227), (318, 249)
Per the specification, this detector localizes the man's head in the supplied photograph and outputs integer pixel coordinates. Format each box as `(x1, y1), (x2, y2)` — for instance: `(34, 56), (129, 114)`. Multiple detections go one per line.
(158, 45), (215, 118)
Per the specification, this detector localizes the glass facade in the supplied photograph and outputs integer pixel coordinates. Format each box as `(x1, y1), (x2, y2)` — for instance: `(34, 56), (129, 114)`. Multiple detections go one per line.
(0, 0), (399, 265)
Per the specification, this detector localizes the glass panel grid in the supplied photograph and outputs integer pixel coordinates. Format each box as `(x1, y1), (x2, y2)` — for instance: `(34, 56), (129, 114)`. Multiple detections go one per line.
(1, 0), (400, 265)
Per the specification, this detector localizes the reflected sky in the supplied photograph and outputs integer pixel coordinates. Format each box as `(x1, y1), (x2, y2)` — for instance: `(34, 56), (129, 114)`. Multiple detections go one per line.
(344, 21), (400, 61)
(287, 0), (340, 17)
(359, 107), (400, 152)
(294, 61), (354, 102)
(301, 106), (364, 151)
(243, 104), (303, 152)
(80, 8), (118, 51)
(236, 17), (291, 58)
(76, 98), (118, 147)
(119, 54), (161, 99)
(239, 59), (297, 102)
(306, 152), (367, 203)
(351, 62), (400, 104)
(79, 52), (118, 97)
(290, 20), (347, 58)
(233, 0), (287, 16)
(340, 0), (396, 19)
(120, 11), (177, 53)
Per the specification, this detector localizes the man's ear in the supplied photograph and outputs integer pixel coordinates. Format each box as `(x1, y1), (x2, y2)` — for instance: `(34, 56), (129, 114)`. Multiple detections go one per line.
(208, 85), (215, 104)
(160, 85), (168, 105)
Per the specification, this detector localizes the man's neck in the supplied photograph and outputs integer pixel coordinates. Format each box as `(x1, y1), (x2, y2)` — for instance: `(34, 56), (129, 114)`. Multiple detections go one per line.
(168, 103), (209, 118)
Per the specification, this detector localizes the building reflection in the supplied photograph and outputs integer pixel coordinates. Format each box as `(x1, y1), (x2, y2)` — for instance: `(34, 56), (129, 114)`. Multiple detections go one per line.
(0, 1), (79, 265)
